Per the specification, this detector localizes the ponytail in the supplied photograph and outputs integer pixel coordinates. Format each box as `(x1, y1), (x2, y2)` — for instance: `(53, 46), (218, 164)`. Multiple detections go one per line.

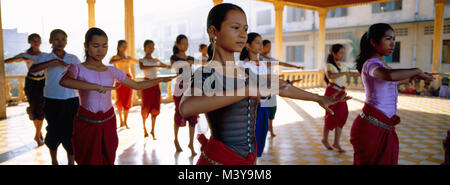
(207, 44), (213, 61)
(355, 32), (372, 73)
(324, 44), (344, 83)
(172, 45), (179, 55)
(239, 47), (250, 61)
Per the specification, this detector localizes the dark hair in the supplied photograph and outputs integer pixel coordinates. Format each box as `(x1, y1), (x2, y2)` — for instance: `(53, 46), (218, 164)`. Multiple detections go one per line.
(199, 44), (207, 51)
(26, 33), (41, 53)
(239, 32), (261, 61)
(206, 3), (245, 61)
(49, 29), (67, 43)
(355, 23), (393, 73)
(84, 27), (108, 59)
(262, 40), (271, 46)
(324, 44), (345, 84)
(117, 40), (127, 55)
(144, 40), (154, 48)
(172, 34), (187, 55)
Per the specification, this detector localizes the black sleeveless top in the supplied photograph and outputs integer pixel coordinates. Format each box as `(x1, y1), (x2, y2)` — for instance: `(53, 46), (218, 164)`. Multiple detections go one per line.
(190, 66), (258, 158)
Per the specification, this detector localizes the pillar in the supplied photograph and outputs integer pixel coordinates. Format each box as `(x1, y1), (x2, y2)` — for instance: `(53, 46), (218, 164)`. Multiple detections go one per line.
(213, 0), (222, 6)
(274, 1), (284, 62)
(0, 2), (6, 119)
(317, 8), (327, 70)
(432, 0), (445, 74)
(87, 0), (96, 28)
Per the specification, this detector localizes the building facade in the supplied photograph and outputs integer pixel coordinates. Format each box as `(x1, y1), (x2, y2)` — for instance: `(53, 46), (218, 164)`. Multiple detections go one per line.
(247, 0), (450, 73)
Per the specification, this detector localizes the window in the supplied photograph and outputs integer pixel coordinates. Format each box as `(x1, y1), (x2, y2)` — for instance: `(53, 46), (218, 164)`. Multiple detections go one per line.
(257, 9), (271, 26)
(327, 8), (348, 18)
(385, 42), (400, 63)
(372, 0), (402, 13)
(286, 46), (304, 62)
(441, 40), (450, 64)
(286, 6), (306, 23)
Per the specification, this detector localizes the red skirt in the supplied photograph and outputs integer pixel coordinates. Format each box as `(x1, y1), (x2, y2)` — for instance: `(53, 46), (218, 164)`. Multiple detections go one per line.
(324, 83), (348, 130)
(141, 79), (161, 118)
(173, 95), (198, 127)
(72, 106), (118, 165)
(115, 74), (133, 111)
(196, 134), (257, 165)
(350, 103), (401, 165)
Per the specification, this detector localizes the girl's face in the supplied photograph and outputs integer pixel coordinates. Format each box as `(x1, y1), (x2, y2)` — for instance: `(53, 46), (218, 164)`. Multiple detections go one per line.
(144, 43), (155, 55)
(29, 37), (41, 50)
(118, 42), (128, 53)
(333, 47), (345, 62)
(214, 9), (248, 53)
(50, 33), (67, 50)
(176, 38), (189, 53)
(86, 35), (108, 62)
(246, 35), (263, 55)
(262, 43), (271, 54)
(372, 29), (395, 57)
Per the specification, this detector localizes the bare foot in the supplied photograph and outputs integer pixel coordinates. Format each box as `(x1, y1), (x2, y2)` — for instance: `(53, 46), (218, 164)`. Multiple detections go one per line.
(52, 161), (59, 165)
(188, 144), (197, 156)
(121, 123), (129, 129)
(174, 140), (182, 152)
(321, 139), (333, 150)
(270, 132), (277, 138)
(120, 121), (129, 129)
(150, 131), (157, 140)
(333, 143), (346, 153)
(34, 136), (44, 146)
(144, 131), (149, 138)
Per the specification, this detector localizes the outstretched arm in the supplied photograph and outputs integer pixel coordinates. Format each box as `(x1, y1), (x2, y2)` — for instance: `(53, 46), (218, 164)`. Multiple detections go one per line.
(119, 76), (174, 90)
(139, 60), (171, 70)
(29, 59), (68, 73)
(278, 81), (351, 115)
(326, 70), (347, 79)
(373, 67), (434, 82)
(179, 87), (250, 117)
(59, 71), (118, 93)
(5, 56), (33, 64)
(277, 61), (304, 69)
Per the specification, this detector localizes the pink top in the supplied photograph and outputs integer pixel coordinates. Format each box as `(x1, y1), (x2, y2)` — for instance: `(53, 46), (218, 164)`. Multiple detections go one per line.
(362, 58), (399, 118)
(68, 63), (127, 113)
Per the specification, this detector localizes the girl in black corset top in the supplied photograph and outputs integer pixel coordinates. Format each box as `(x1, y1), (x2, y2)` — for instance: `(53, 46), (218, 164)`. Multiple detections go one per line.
(179, 3), (350, 165)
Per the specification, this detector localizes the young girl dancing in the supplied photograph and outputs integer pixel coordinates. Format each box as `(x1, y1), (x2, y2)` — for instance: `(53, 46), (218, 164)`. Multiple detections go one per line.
(179, 3), (350, 165)
(59, 28), (173, 165)
(350, 23), (434, 165)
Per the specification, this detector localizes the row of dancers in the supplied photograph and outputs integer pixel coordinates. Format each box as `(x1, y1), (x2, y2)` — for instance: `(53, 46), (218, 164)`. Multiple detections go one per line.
(5, 3), (437, 165)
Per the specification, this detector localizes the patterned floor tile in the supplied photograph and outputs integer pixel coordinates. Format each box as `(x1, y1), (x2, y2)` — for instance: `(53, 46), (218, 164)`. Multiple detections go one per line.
(1, 89), (448, 165)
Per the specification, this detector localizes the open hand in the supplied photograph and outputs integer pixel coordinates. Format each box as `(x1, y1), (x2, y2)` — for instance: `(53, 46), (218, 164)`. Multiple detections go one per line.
(97, 85), (120, 94)
(158, 76), (176, 83)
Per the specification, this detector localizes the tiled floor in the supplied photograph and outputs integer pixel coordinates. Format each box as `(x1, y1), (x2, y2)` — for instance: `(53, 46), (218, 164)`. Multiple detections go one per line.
(0, 89), (449, 165)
